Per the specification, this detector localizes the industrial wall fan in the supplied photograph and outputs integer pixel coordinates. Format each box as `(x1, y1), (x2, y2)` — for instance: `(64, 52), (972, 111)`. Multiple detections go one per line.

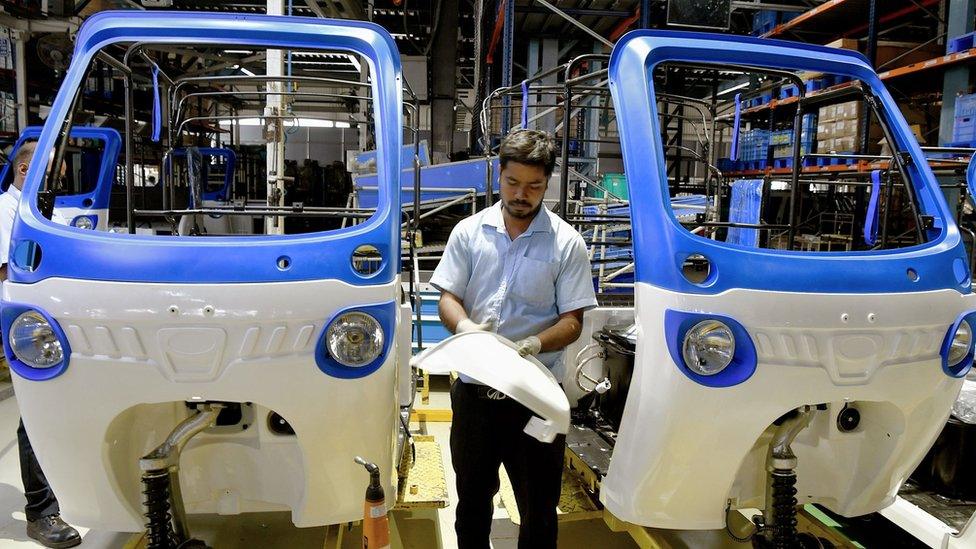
(36, 33), (74, 73)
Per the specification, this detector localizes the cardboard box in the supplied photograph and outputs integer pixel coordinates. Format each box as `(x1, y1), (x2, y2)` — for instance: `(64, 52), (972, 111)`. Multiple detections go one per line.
(833, 136), (857, 152)
(833, 101), (863, 121)
(832, 119), (860, 139)
(825, 38), (859, 51)
(819, 104), (838, 121)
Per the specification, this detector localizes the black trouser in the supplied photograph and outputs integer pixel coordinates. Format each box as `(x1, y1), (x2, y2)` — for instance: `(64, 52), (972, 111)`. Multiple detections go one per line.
(450, 380), (566, 549)
(18, 419), (59, 521)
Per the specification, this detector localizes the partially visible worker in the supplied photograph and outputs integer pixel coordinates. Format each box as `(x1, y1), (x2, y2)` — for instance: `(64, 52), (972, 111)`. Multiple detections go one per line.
(430, 129), (598, 549)
(1, 141), (82, 549)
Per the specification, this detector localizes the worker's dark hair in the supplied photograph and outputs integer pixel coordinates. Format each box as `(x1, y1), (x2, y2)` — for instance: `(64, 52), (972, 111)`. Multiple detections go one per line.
(499, 129), (557, 178)
(13, 140), (36, 170)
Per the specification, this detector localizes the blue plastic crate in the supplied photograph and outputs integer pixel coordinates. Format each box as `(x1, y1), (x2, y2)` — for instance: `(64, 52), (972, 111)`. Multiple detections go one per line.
(752, 10), (778, 35)
(948, 31), (976, 54)
(955, 94), (976, 118)
(954, 116), (976, 142)
(779, 84), (799, 100)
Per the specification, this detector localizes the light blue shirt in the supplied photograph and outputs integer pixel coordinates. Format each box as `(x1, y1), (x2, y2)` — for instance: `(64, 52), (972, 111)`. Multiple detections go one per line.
(430, 202), (598, 379)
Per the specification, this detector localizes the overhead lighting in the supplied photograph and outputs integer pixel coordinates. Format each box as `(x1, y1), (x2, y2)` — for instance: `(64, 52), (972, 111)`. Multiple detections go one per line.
(226, 49), (254, 54)
(219, 118), (262, 126)
(231, 65), (256, 77)
(716, 81), (750, 97)
(217, 118), (347, 128)
(293, 119), (334, 128)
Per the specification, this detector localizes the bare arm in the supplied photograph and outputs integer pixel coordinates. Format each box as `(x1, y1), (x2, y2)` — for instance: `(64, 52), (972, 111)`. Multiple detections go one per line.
(535, 308), (584, 353)
(438, 290), (469, 334)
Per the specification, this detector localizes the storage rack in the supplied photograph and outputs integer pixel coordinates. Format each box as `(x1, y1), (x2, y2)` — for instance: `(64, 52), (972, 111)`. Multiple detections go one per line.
(738, 1), (976, 544)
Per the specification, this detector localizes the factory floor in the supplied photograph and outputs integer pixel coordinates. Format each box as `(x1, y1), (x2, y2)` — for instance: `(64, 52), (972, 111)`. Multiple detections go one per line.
(0, 377), (643, 548)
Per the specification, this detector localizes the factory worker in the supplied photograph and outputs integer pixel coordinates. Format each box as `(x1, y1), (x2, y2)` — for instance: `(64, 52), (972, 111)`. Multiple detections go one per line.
(430, 129), (597, 549)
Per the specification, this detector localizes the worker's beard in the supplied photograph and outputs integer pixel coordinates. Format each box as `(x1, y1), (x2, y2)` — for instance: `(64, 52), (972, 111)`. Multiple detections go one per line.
(503, 199), (542, 219)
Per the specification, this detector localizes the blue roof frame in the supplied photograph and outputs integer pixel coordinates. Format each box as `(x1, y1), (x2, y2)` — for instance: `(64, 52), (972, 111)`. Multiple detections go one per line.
(609, 30), (969, 295)
(11, 11), (402, 285)
(1, 126), (120, 211)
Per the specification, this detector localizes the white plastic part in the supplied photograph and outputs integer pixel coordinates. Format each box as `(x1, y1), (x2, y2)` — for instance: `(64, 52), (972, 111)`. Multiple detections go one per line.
(6, 276), (401, 531)
(410, 331), (570, 443)
(879, 497), (950, 548)
(594, 378), (612, 394)
(599, 283), (973, 530)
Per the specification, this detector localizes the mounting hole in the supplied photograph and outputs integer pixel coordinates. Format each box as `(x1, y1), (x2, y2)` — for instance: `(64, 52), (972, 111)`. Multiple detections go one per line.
(837, 405), (861, 433)
(268, 411), (295, 436)
(907, 268), (919, 282)
(681, 253), (711, 285)
(276, 256), (291, 270)
(203, 305), (215, 315)
(352, 244), (383, 276)
(82, 198), (93, 208)
(168, 305), (179, 315)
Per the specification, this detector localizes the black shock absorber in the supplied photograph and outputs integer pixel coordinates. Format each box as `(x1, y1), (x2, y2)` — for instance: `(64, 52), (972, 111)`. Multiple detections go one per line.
(769, 469), (799, 549)
(142, 469), (175, 549)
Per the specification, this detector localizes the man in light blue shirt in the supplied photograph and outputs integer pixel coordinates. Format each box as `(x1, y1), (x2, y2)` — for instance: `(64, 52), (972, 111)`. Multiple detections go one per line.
(430, 129), (597, 549)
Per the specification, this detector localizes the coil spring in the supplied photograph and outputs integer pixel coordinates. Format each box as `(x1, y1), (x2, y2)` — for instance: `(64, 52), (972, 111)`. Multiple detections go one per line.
(769, 471), (799, 549)
(142, 470), (175, 549)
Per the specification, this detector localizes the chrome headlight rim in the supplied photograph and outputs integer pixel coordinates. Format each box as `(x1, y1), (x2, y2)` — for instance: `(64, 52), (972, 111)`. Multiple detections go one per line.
(681, 319), (736, 376)
(325, 311), (384, 368)
(948, 320), (973, 368)
(315, 304), (393, 379)
(944, 315), (976, 378)
(1, 304), (71, 381)
(71, 215), (96, 230)
(10, 311), (64, 369)
(316, 304), (394, 380)
(665, 310), (758, 388)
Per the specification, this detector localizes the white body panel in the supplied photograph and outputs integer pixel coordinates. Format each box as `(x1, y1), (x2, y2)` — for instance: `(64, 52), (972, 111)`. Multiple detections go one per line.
(600, 282), (972, 530)
(176, 200), (252, 236)
(880, 497), (975, 548)
(5, 277), (401, 532)
(412, 331), (571, 442)
(54, 206), (109, 231)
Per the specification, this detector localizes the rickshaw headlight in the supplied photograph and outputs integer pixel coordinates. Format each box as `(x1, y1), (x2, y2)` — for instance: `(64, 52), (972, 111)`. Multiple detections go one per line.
(9, 311), (64, 368)
(948, 321), (973, 367)
(682, 320), (735, 376)
(71, 215), (95, 230)
(326, 311), (384, 367)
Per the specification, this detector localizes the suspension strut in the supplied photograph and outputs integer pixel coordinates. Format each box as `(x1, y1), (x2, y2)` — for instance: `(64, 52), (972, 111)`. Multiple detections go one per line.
(142, 470), (174, 549)
(140, 403), (224, 549)
(761, 406), (814, 549)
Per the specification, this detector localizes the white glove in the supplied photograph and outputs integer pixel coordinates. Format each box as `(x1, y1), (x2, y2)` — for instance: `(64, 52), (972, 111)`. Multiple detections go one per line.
(456, 318), (494, 333)
(515, 336), (542, 357)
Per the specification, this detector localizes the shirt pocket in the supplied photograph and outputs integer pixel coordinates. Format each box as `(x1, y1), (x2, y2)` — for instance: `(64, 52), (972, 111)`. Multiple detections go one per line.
(510, 257), (558, 306)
